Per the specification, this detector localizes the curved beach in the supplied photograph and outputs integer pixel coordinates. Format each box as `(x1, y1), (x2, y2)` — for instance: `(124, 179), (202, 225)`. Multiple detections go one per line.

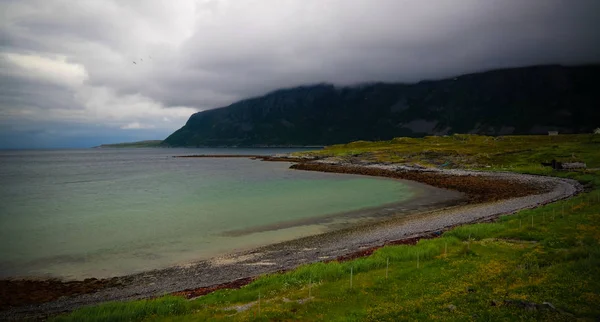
(0, 160), (583, 320)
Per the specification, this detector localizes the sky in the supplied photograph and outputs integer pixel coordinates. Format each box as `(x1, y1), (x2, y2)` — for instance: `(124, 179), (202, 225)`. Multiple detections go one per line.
(1, 0), (600, 148)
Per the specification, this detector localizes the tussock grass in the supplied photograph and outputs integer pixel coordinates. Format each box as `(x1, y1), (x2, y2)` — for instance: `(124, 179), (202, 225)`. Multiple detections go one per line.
(52, 296), (190, 322)
(444, 223), (505, 241)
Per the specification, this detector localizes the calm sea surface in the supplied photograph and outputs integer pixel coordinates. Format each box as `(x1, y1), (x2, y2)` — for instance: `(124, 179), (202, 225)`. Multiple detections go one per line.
(0, 148), (415, 279)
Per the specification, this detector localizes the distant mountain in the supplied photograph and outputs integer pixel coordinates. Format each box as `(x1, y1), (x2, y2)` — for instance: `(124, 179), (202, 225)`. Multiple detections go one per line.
(163, 65), (600, 147)
(96, 140), (163, 148)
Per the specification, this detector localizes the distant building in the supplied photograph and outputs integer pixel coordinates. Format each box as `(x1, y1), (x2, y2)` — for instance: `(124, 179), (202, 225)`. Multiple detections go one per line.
(548, 131), (559, 136)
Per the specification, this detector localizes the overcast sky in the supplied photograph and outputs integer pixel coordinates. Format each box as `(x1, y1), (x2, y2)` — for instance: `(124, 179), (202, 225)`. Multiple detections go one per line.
(1, 0), (599, 148)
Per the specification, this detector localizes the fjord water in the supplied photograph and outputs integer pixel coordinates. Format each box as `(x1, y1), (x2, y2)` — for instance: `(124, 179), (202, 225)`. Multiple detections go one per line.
(0, 149), (414, 279)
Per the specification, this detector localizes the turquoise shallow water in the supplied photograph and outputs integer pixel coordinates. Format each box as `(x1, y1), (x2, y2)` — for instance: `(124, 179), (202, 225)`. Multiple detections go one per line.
(0, 148), (415, 279)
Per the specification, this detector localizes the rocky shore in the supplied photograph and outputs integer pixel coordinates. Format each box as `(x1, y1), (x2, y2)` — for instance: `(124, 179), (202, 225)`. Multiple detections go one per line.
(0, 159), (582, 321)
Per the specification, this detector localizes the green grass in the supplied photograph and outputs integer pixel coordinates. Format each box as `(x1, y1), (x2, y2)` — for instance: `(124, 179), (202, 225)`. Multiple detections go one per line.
(297, 134), (600, 171)
(54, 134), (600, 321)
(52, 296), (190, 322)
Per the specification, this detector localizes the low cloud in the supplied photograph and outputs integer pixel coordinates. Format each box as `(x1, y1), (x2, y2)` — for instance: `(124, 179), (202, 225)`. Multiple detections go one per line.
(121, 122), (155, 130)
(3, 53), (88, 87)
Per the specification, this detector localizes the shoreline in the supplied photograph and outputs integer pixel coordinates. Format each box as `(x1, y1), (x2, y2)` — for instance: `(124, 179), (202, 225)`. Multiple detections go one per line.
(0, 160), (582, 320)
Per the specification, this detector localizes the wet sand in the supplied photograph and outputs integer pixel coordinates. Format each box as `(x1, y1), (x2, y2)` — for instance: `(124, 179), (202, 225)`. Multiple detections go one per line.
(0, 159), (582, 320)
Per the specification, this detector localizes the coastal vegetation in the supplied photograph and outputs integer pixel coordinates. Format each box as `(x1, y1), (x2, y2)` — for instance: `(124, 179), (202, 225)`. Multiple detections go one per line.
(54, 134), (600, 321)
(304, 133), (599, 172)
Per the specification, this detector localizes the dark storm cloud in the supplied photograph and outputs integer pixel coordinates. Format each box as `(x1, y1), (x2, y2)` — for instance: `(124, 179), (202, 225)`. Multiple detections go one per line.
(182, 1), (600, 79)
(1, 0), (600, 147)
(0, 77), (80, 111)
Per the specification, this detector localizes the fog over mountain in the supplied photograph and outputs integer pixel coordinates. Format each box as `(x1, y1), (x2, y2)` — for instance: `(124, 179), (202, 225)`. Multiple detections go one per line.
(163, 65), (600, 147)
(1, 0), (599, 148)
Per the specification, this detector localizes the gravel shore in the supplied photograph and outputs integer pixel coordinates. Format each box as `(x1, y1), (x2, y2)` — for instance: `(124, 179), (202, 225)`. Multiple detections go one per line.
(0, 162), (583, 320)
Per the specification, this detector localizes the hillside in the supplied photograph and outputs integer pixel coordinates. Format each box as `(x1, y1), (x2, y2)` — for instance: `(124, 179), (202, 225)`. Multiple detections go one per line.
(163, 64), (600, 147)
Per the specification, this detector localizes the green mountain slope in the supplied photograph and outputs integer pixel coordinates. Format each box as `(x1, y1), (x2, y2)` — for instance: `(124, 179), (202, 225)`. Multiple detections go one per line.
(164, 65), (600, 147)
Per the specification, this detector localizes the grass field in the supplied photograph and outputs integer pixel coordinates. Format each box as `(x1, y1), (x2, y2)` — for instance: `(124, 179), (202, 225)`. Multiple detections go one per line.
(54, 134), (600, 321)
(307, 134), (600, 173)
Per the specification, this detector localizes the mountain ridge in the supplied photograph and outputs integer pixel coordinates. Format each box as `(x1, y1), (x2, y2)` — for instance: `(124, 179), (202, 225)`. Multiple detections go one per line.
(163, 64), (600, 147)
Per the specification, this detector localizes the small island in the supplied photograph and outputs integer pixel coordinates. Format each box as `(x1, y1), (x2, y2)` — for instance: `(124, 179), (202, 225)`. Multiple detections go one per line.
(94, 140), (163, 148)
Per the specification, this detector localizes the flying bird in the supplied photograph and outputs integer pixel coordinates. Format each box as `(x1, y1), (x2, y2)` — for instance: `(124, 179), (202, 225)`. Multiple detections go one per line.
(140, 58), (143, 62)
(132, 61), (137, 64)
